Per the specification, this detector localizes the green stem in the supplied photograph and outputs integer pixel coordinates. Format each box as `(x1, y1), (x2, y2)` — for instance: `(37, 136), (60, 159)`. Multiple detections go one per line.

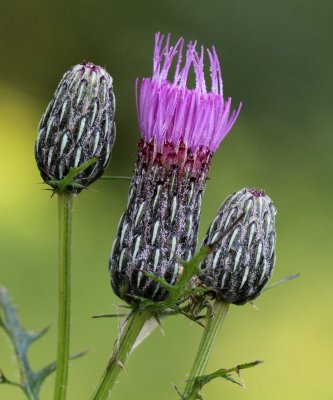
(54, 193), (73, 400)
(91, 309), (152, 400)
(182, 300), (229, 400)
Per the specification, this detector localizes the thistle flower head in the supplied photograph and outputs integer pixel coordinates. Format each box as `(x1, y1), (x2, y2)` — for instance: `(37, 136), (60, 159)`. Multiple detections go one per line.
(35, 62), (116, 193)
(136, 32), (241, 155)
(200, 188), (277, 305)
(110, 34), (241, 304)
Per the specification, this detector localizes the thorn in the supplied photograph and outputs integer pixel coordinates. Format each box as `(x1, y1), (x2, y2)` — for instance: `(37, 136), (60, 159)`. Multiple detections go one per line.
(0, 369), (5, 383)
(172, 384), (183, 398)
(39, 324), (51, 335)
(235, 369), (245, 387)
(225, 373), (242, 387)
(100, 175), (132, 181)
(263, 273), (299, 291)
(154, 314), (165, 336)
(70, 350), (88, 360)
(91, 312), (129, 319)
(249, 301), (259, 310)
(112, 303), (132, 309)
(115, 358), (127, 375)
(193, 319), (206, 328)
(184, 373), (194, 384)
(26, 325), (50, 343)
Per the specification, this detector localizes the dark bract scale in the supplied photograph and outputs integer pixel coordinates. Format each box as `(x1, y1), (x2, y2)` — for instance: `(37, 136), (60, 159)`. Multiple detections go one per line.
(35, 62), (115, 193)
(200, 188), (277, 305)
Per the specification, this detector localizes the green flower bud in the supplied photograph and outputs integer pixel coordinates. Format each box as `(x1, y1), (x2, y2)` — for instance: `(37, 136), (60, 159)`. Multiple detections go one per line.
(200, 188), (276, 305)
(35, 62), (115, 193)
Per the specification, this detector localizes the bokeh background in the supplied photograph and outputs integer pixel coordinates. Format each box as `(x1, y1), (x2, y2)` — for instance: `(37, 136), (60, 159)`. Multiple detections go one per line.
(1, 1), (332, 399)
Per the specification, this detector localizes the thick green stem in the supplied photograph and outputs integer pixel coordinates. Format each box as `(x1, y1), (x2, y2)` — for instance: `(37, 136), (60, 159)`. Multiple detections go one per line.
(182, 300), (229, 400)
(91, 309), (152, 400)
(54, 193), (73, 400)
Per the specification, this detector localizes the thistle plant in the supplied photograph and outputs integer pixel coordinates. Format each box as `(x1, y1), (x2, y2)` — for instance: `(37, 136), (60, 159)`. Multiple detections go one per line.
(35, 62), (115, 400)
(181, 188), (277, 400)
(92, 33), (241, 399)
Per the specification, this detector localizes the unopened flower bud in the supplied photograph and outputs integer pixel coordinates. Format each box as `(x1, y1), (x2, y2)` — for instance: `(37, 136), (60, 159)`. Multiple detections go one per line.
(35, 62), (115, 193)
(109, 33), (241, 304)
(200, 188), (276, 305)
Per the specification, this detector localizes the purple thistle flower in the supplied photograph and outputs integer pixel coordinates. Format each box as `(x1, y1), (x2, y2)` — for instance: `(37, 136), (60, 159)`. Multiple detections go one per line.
(136, 32), (242, 154)
(110, 33), (241, 304)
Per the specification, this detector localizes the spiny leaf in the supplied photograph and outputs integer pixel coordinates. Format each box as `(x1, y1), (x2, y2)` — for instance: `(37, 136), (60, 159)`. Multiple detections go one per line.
(183, 360), (263, 399)
(47, 157), (97, 193)
(0, 286), (85, 399)
(140, 246), (212, 313)
(138, 214), (245, 313)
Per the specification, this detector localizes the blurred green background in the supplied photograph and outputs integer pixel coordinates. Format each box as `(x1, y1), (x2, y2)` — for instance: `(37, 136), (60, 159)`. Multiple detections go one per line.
(0, 0), (332, 399)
